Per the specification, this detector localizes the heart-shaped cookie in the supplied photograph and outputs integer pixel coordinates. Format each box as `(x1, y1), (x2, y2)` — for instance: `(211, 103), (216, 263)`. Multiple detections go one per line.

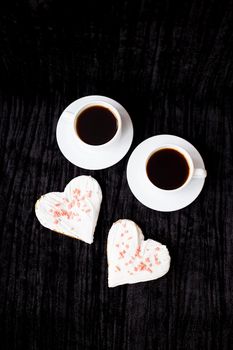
(35, 176), (102, 244)
(107, 220), (171, 287)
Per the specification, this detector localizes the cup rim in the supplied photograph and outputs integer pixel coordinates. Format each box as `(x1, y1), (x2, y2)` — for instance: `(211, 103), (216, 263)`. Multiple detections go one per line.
(145, 144), (194, 192)
(73, 101), (122, 149)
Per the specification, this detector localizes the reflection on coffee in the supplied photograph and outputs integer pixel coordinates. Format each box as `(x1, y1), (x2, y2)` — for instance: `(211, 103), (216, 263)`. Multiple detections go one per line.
(146, 148), (189, 190)
(76, 106), (118, 145)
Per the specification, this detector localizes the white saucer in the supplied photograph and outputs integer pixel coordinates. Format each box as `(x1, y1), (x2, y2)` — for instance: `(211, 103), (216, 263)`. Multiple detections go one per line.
(56, 95), (134, 170)
(127, 135), (206, 212)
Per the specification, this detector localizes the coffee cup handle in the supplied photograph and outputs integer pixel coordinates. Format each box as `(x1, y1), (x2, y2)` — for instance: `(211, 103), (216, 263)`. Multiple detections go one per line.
(193, 168), (207, 178)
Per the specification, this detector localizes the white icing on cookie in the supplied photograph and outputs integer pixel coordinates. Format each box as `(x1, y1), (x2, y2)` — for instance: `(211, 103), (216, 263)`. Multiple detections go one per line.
(107, 219), (170, 287)
(35, 176), (102, 244)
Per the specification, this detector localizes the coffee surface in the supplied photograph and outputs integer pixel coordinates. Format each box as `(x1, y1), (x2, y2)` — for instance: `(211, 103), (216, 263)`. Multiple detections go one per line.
(146, 148), (189, 190)
(76, 106), (118, 145)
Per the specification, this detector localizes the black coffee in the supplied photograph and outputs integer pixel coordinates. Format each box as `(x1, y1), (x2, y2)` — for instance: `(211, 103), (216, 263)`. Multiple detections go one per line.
(146, 148), (189, 190)
(76, 106), (118, 145)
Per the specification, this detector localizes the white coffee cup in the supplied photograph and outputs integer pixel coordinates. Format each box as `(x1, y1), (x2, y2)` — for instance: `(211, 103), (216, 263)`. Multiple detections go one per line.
(66, 100), (122, 151)
(145, 144), (207, 192)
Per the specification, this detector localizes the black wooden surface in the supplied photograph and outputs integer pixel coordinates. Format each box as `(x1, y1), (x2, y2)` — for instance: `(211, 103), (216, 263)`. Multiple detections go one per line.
(0, 1), (233, 349)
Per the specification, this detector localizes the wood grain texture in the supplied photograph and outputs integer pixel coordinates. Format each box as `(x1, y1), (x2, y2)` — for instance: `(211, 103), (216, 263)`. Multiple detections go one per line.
(0, 1), (233, 349)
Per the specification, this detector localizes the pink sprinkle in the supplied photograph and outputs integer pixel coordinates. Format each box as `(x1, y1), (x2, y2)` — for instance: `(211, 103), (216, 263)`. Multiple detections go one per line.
(138, 262), (147, 271)
(126, 244), (129, 249)
(54, 220), (59, 224)
(156, 247), (160, 251)
(53, 210), (60, 217)
(134, 267), (138, 272)
(154, 255), (161, 265)
(121, 233), (124, 237)
(73, 189), (80, 195)
(68, 203), (73, 209)
(49, 209), (53, 213)
(135, 246), (141, 258)
(146, 258), (150, 263)
(128, 236), (132, 240)
(147, 268), (153, 273)
(116, 244), (119, 248)
(55, 203), (60, 207)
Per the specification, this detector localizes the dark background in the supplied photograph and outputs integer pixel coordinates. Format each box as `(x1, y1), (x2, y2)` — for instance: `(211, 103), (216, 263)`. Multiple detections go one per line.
(0, 0), (233, 349)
